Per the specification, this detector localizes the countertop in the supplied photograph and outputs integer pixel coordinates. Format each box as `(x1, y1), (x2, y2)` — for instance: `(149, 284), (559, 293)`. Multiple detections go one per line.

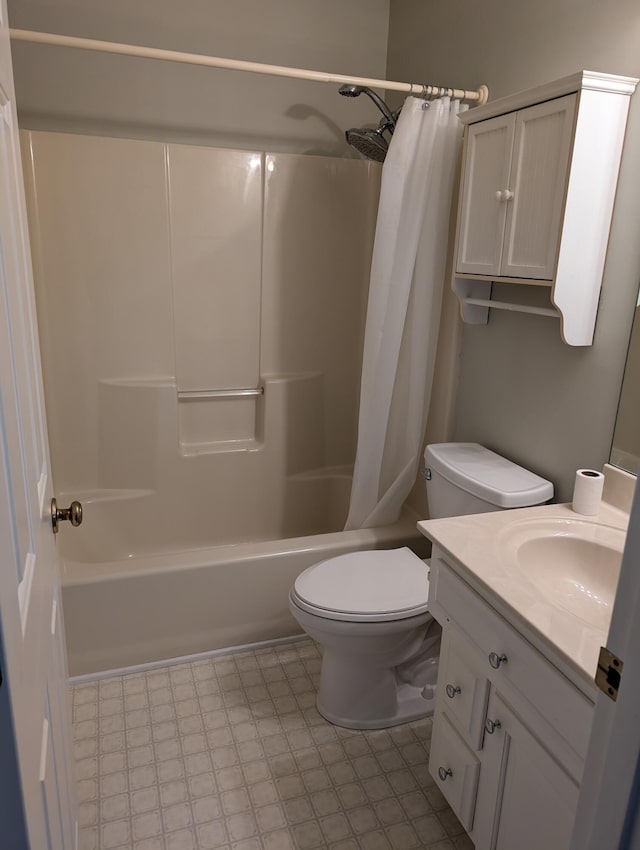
(417, 465), (633, 692)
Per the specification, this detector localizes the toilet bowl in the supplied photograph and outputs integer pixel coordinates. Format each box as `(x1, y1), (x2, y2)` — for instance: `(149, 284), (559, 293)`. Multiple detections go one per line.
(289, 443), (554, 729)
(289, 547), (439, 729)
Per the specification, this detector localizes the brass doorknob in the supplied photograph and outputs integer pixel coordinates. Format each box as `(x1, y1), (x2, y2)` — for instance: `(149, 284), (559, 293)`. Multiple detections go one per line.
(51, 498), (83, 534)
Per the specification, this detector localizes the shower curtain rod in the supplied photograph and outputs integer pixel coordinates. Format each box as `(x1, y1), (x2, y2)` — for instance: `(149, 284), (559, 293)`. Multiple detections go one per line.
(9, 29), (489, 105)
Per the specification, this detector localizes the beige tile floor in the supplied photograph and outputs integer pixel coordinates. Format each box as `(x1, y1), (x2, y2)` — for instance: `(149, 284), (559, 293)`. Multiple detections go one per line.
(73, 638), (473, 850)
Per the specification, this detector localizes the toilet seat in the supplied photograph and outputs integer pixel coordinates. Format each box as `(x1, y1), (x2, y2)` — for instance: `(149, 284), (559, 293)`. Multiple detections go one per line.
(291, 547), (429, 623)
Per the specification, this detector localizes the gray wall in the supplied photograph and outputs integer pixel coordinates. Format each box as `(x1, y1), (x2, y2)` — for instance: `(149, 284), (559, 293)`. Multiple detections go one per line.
(8, 0), (390, 155)
(388, 0), (640, 501)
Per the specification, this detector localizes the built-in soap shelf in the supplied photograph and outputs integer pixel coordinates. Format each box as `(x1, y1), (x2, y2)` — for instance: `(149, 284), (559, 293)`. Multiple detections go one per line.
(177, 385), (263, 454)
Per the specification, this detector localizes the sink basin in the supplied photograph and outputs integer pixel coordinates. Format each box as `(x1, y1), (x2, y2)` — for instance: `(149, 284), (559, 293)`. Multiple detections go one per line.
(500, 518), (625, 629)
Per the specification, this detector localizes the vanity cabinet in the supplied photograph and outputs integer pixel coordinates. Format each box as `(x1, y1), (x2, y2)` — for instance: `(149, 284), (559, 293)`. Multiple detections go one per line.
(452, 71), (638, 345)
(428, 553), (593, 849)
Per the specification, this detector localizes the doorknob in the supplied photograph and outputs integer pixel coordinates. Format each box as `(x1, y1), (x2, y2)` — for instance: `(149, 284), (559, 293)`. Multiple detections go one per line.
(51, 498), (83, 534)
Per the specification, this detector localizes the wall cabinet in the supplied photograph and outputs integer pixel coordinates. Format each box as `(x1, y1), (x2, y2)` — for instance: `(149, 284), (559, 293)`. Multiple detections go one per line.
(452, 71), (637, 345)
(427, 553), (593, 849)
(456, 95), (576, 280)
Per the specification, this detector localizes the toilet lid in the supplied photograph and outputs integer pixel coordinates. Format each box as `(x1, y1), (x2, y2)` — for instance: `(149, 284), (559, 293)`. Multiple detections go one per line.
(293, 547), (429, 619)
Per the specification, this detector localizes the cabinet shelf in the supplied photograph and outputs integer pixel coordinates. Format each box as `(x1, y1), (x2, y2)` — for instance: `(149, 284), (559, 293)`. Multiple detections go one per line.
(453, 278), (560, 324)
(452, 71), (638, 345)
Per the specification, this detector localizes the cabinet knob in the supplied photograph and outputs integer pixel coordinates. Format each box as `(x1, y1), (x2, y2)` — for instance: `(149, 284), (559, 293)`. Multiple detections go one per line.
(495, 189), (514, 202)
(485, 718), (502, 735)
(445, 684), (462, 699)
(438, 766), (453, 782)
(488, 652), (508, 669)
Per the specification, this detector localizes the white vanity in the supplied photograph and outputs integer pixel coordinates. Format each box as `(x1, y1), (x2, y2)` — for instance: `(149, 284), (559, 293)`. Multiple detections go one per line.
(418, 465), (633, 849)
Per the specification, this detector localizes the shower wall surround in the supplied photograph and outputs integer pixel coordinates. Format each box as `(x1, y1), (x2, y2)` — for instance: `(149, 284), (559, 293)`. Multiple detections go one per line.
(22, 131), (380, 555)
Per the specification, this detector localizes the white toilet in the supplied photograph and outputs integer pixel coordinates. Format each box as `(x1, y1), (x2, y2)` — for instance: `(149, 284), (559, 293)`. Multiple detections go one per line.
(289, 442), (553, 729)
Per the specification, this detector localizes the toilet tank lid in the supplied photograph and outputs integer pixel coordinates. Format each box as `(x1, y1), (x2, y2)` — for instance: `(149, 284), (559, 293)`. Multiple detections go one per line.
(424, 443), (554, 508)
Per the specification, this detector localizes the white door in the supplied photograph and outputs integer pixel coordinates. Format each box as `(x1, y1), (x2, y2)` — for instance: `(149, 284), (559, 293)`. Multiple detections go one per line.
(0, 4), (76, 848)
(570, 475), (640, 850)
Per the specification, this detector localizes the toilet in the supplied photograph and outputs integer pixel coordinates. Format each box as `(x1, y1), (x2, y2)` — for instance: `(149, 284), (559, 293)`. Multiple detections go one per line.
(289, 442), (553, 729)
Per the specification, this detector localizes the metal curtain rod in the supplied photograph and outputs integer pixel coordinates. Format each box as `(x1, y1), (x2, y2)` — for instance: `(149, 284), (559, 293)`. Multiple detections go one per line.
(9, 29), (489, 105)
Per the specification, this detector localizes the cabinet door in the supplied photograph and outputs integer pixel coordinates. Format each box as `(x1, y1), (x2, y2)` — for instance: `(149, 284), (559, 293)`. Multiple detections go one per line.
(430, 711), (480, 832)
(439, 625), (489, 750)
(481, 691), (579, 850)
(501, 94), (577, 279)
(456, 113), (515, 276)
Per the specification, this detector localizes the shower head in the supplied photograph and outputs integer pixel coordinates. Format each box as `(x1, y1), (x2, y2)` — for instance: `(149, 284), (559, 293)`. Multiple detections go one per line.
(338, 83), (396, 127)
(344, 127), (389, 163)
(338, 84), (363, 97)
(339, 84), (399, 160)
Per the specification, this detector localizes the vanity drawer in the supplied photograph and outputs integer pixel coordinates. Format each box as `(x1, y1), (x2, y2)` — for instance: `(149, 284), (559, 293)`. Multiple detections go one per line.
(432, 558), (593, 763)
(439, 625), (489, 750)
(429, 710), (480, 831)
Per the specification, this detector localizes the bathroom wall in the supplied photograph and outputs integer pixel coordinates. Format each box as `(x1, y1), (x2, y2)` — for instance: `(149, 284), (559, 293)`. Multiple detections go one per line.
(16, 0), (640, 513)
(8, 0), (390, 156)
(388, 0), (640, 502)
(22, 130), (380, 553)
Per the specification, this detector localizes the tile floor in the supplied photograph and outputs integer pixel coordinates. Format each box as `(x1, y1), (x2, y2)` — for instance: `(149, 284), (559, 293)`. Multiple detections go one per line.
(73, 638), (473, 850)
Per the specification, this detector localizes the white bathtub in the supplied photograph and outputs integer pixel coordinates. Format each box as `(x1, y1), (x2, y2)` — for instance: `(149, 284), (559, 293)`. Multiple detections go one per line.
(61, 511), (428, 676)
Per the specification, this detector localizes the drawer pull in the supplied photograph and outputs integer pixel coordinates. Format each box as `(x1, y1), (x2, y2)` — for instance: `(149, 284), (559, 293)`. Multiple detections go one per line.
(488, 652), (508, 669)
(445, 684), (462, 699)
(438, 766), (453, 782)
(485, 718), (502, 735)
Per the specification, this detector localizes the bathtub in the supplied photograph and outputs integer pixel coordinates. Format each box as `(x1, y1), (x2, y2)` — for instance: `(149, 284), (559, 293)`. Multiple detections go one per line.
(60, 504), (428, 676)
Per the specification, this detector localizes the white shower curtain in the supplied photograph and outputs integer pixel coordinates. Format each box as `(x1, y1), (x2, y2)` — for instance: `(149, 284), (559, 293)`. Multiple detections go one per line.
(345, 96), (466, 530)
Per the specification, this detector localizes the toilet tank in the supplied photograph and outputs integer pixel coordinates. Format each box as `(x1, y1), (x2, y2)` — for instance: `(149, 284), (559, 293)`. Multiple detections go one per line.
(424, 443), (553, 519)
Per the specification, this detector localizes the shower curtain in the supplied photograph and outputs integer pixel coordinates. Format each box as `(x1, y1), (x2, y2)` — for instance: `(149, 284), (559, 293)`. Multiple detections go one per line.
(345, 96), (466, 530)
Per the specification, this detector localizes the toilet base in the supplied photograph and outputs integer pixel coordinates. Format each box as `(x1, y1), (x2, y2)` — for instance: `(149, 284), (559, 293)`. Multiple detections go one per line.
(317, 681), (435, 730)
(289, 591), (439, 730)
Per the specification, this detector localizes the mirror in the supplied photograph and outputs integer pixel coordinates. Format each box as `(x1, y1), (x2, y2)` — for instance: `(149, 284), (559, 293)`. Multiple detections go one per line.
(611, 303), (640, 474)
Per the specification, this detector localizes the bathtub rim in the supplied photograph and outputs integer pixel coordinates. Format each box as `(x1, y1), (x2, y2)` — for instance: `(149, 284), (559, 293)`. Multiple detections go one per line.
(60, 511), (426, 585)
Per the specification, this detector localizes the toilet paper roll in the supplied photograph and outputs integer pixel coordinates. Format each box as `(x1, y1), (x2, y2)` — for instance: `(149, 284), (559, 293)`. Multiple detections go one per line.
(572, 469), (605, 516)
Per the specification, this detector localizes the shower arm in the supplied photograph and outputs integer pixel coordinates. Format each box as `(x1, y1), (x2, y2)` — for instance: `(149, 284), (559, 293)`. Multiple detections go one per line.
(378, 111), (401, 136)
(9, 29), (489, 105)
(359, 88), (397, 125)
